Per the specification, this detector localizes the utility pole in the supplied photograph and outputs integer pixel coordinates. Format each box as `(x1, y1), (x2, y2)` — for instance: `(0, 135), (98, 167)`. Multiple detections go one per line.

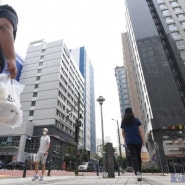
(67, 92), (82, 176)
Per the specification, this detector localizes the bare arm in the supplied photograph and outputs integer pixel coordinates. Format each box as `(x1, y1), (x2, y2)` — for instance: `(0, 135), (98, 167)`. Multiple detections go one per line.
(0, 18), (17, 79)
(138, 125), (145, 145)
(121, 129), (126, 144)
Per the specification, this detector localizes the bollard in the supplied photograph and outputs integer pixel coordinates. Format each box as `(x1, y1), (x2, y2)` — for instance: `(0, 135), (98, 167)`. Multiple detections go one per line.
(118, 163), (120, 176)
(96, 164), (99, 176)
(47, 160), (51, 176)
(23, 159), (28, 178)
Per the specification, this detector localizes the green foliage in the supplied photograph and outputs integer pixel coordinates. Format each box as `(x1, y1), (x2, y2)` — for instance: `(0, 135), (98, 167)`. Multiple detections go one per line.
(64, 145), (76, 161)
(64, 145), (76, 170)
(80, 150), (90, 163)
(142, 168), (160, 173)
(99, 157), (103, 166)
(64, 145), (91, 170)
(66, 167), (74, 171)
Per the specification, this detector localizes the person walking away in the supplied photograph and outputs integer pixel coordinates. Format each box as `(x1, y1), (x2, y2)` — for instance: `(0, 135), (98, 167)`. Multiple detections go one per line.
(121, 107), (145, 181)
(0, 4), (18, 79)
(32, 128), (50, 181)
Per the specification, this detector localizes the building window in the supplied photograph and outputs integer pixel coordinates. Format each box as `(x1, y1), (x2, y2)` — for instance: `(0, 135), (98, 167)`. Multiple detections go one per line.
(35, 84), (39, 89)
(33, 92), (37, 97)
(168, 23), (177, 31)
(42, 49), (46, 53)
(29, 110), (34, 116)
(165, 16), (173, 23)
(159, 4), (167, 10)
(157, 0), (165, 4)
(176, 39), (185, 49)
(36, 76), (41, 80)
(39, 62), (43, 66)
(173, 7), (182, 13)
(171, 31), (181, 39)
(177, 13), (185, 19)
(40, 56), (44, 59)
(180, 21), (185, 28)
(31, 101), (36, 106)
(38, 69), (42, 73)
(170, 1), (179, 7)
(162, 10), (170, 16)
(180, 50), (185, 60)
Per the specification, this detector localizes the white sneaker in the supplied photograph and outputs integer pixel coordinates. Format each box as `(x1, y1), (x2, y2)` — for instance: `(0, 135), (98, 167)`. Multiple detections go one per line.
(32, 174), (39, 181)
(39, 176), (44, 181)
(136, 172), (142, 181)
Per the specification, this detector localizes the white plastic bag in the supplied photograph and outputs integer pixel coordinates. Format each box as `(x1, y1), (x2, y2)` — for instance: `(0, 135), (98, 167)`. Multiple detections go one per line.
(141, 145), (150, 162)
(0, 74), (25, 128)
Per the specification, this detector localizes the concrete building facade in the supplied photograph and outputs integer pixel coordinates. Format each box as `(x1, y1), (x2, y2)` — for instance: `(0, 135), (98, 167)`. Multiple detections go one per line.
(0, 40), (85, 169)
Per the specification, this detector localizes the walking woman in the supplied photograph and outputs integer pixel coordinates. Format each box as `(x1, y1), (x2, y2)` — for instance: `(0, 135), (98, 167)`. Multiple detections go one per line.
(121, 107), (145, 181)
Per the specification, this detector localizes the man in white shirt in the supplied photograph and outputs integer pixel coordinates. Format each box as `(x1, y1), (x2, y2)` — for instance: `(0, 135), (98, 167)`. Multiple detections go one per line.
(32, 128), (50, 181)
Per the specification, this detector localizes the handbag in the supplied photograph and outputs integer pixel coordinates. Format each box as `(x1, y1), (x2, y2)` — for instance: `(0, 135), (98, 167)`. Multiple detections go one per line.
(0, 74), (24, 128)
(141, 145), (150, 162)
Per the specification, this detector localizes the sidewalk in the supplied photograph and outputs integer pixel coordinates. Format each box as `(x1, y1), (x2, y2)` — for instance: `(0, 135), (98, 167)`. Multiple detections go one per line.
(0, 169), (163, 178)
(0, 173), (184, 185)
(0, 175), (164, 185)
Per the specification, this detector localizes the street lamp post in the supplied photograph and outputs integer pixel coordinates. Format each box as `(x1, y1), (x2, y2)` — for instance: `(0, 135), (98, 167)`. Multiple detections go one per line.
(96, 96), (106, 178)
(112, 119), (122, 176)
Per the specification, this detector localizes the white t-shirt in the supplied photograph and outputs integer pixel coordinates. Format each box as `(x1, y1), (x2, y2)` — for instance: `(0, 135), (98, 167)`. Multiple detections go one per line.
(38, 135), (50, 153)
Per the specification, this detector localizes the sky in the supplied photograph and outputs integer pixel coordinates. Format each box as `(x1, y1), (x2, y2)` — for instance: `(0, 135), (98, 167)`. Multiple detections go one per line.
(2, 0), (126, 147)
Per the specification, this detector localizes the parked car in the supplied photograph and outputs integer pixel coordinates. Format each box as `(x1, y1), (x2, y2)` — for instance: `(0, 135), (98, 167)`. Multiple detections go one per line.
(78, 162), (94, 172)
(0, 160), (5, 169)
(6, 161), (25, 170)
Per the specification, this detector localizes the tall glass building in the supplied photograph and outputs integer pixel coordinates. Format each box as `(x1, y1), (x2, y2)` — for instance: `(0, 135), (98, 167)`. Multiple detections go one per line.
(115, 66), (131, 117)
(70, 47), (96, 154)
(124, 0), (185, 172)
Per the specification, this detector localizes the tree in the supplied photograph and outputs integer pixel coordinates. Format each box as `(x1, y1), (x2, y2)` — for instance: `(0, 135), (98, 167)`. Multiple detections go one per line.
(64, 145), (76, 171)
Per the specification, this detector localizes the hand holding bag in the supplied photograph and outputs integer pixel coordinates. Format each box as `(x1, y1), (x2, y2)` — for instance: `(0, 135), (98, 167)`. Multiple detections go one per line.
(141, 145), (150, 162)
(0, 74), (24, 128)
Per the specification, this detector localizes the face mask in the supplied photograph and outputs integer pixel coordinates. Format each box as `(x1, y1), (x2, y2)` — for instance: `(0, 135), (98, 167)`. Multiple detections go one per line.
(43, 131), (47, 135)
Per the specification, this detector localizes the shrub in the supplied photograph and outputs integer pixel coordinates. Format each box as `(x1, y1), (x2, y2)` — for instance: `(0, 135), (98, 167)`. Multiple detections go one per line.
(66, 167), (74, 171)
(142, 168), (160, 173)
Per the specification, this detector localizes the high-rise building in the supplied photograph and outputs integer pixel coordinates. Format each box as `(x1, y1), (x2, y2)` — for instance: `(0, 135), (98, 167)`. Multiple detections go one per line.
(0, 39), (85, 167)
(124, 0), (185, 172)
(158, 0), (185, 64)
(115, 66), (131, 117)
(121, 33), (143, 121)
(70, 47), (96, 153)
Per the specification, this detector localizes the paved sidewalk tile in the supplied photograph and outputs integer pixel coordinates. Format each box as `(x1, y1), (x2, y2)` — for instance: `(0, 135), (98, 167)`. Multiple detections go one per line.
(0, 176), (146, 185)
(0, 175), (179, 185)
